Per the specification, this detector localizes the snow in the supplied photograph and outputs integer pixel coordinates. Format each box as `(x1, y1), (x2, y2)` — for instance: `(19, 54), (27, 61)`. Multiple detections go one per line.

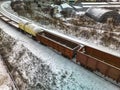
(0, 56), (16, 90)
(61, 3), (73, 9)
(0, 1), (120, 90)
(0, 18), (120, 90)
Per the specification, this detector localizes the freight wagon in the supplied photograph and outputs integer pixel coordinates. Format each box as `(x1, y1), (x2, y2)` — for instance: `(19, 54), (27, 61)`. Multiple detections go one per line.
(36, 31), (80, 59)
(76, 46), (120, 82)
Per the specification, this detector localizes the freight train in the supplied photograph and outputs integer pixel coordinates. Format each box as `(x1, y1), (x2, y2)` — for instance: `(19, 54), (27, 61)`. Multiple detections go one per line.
(0, 12), (120, 85)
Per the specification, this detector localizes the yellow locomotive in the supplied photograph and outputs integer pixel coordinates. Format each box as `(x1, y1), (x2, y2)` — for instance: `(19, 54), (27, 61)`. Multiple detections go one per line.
(19, 20), (44, 36)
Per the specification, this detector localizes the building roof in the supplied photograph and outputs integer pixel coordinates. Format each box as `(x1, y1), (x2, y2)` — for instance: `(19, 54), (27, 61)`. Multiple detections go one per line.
(85, 7), (119, 22)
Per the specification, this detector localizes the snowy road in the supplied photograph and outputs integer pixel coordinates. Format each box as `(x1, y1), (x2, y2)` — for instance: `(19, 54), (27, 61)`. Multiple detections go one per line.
(0, 18), (120, 90)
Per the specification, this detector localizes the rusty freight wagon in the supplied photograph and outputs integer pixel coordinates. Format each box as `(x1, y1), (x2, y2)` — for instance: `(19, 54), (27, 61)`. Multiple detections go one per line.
(76, 46), (120, 82)
(36, 31), (80, 59)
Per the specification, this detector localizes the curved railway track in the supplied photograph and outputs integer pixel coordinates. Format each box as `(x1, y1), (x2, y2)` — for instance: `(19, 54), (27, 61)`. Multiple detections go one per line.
(0, 1), (120, 88)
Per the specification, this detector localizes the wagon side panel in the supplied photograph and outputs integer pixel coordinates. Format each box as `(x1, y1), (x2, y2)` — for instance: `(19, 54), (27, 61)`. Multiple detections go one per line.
(86, 57), (97, 71)
(107, 67), (120, 81)
(76, 51), (88, 67)
(64, 48), (74, 59)
(97, 61), (109, 76)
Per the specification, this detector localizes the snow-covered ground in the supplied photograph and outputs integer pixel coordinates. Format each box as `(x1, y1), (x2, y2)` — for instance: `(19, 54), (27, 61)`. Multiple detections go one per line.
(0, 1), (120, 90)
(0, 17), (120, 90)
(0, 56), (16, 90)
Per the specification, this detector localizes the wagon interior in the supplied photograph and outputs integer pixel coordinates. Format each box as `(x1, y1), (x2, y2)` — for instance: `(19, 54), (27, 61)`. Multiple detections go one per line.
(39, 31), (79, 49)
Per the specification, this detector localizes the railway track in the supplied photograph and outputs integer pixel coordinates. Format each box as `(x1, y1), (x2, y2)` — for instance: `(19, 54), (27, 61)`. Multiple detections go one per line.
(0, 1), (120, 87)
